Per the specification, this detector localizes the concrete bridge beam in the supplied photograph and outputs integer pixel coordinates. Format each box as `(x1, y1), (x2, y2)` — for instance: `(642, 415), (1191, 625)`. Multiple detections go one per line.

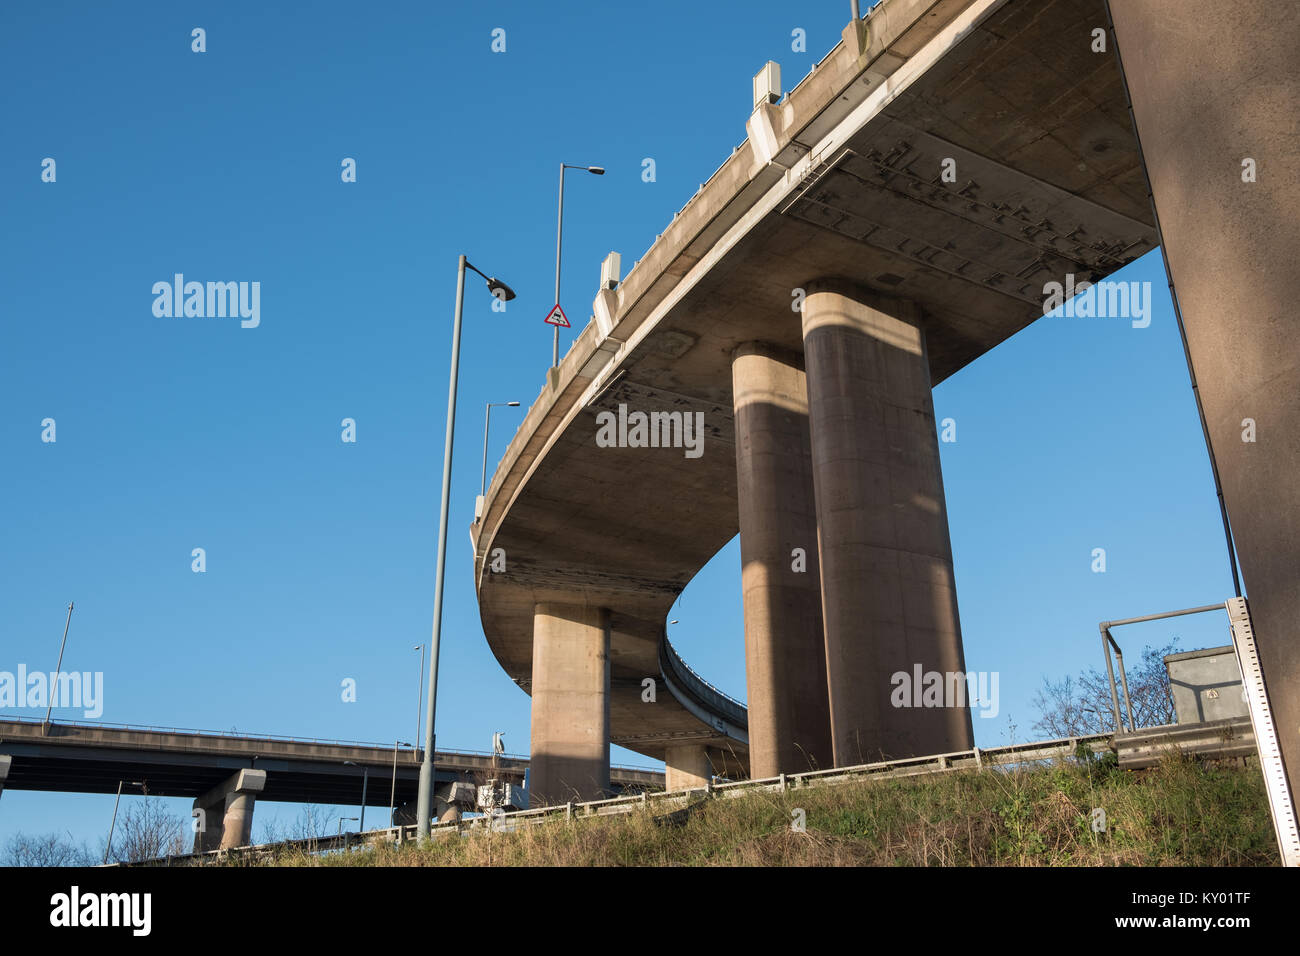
(528, 603), (611, 806)
(664, 743), (713, 791)
(192, 768), (267, 852)
(732, 342), (834, 778)
(801, 280), (974, 765)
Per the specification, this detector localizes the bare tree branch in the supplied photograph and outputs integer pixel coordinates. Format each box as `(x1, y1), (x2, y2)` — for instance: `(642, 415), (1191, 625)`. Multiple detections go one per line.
(2, 832), (95, 867)
(1032, 638), (1180, 738)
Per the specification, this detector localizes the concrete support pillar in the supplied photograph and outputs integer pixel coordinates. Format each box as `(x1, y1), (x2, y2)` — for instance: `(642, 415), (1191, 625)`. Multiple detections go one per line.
(437, 780), (477, 823)
(664, 743), (713, 791)
(222, 790), (257, 847)
(732, 342), (833, 777)
(0, 755), (10, 801)
(529, 603), (611, 805)
(395, 782), (473, 827)
(1109, 0), (1300, 820)
(192, 768), (267, 852)
(192, 799), (225, 853)
(801, 280), (973, 765)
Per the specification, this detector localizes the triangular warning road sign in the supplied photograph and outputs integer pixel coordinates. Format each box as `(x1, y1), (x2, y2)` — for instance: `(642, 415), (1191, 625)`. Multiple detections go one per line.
(543, 304), (571, 328)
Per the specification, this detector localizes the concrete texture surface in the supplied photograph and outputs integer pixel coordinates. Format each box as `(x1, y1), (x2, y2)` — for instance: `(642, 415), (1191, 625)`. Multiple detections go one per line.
(732, 343), (833, 776)
(802, 281), (973, 763)
(529, 604), (612, 803)
(664, 743), (713, 791)
(1110, 0), (1300, 804)
(192, 768), (266, 852)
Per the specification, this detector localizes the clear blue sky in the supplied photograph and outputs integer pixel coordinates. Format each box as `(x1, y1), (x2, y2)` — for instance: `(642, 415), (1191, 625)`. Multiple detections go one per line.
(0, 1), (1237, 848)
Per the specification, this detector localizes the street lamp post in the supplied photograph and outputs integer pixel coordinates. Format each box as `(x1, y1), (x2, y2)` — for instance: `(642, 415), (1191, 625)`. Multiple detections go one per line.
(416, 254), (516, 840)
(552, 163), (605, 368)
(480, 401), (521, 503)
(103, 780), (124, 865)
(44, 602), (74, 731)
(413, 643), (424, 759)
(343, 761), (369, 832)
(389, 739), (412, 826)
(103, 780), (145, 864)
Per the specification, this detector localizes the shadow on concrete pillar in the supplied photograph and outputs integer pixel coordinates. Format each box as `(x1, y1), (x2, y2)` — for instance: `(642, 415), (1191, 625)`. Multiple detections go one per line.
(529, 603), (611, 805)
(732, 342), (834, 777)
(192, 768), (266, 852)
(801, 279), (974, 765)
(664, 743), (713, 791)
(1110, 0), (1300, 802)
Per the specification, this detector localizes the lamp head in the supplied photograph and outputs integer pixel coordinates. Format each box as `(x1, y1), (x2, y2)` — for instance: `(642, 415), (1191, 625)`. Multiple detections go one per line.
(486, 277), (516, 301)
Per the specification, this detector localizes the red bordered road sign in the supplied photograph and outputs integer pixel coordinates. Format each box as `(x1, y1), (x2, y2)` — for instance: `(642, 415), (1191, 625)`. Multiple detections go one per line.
(543, 304), (570, 328)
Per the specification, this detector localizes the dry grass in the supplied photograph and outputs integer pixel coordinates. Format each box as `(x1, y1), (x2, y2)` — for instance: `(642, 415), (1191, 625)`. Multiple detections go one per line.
(252, 753), (1278, 867)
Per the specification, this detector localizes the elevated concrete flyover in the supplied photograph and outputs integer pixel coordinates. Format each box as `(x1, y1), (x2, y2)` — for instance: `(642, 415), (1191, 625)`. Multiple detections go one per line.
(0, 716), (525, 804)
(477, 0), (1300, 812)
(0, 717), (664, 848)
(476, 0), (1160, 804)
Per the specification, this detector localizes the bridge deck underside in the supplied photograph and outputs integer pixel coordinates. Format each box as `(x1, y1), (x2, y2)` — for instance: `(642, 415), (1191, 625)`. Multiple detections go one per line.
(476, 0), (1156, 773)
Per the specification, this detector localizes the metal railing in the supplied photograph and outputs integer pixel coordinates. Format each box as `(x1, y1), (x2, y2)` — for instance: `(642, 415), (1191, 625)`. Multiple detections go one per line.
(1098, 602), (1227, 733)
(659, 635), (747, 727)
(126, 730), (1114, 867)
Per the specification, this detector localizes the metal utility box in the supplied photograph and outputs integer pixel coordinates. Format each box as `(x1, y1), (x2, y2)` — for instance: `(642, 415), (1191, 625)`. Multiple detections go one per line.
(1164, 645), (1249, 724)
(477, 781), (528, 812)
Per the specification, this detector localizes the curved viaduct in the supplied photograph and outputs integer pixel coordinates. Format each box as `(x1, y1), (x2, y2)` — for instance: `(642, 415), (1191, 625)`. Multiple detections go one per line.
(471, 0), (1300, 805)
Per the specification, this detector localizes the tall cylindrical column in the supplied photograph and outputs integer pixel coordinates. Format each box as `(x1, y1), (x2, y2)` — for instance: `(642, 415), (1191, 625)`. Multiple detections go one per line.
(801, 280), (973, 765)
(1109, 0), (1300, 816)
(529, 603), (611, 805)
(732, 342), (833, 777)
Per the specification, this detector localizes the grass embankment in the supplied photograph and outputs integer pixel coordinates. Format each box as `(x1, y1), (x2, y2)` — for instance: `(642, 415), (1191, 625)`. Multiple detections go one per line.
(261, 754), (1278, 866)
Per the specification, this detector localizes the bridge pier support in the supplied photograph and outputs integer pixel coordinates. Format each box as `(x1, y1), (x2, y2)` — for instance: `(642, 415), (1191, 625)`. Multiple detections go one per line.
(664, 743), (712, 791)
(1109, 0), (1300, 822)
(0, 755), (10, 802)
(732, 342), (833, 778)
(528, 603), (611, 806)
(801, 280), (973, 765)
(395, 781), (474, 826)
(192, 768), (267, 852)
(438, 780), (477, 823)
